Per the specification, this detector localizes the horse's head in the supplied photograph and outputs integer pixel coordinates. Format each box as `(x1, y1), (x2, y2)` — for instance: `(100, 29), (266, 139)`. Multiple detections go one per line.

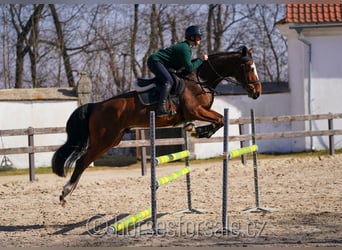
(234, 46), (262, 99)
(197, 46), (262, 100)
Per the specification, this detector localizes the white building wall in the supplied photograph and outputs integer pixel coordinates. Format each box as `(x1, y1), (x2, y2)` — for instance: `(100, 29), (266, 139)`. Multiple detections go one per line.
(309, 35), (342, 149)
(0, 100), (77, 168)
(193, 92), (291, 159)
(288, 35), (310, 151)
(275, 24), (342, 152)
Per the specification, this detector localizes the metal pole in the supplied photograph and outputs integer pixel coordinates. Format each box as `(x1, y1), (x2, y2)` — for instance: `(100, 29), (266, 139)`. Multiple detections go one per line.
(243, 109), (270, 213)
(238, 123), (247, 165)
(250, 109), (260, 208)
(183, 129), (193, 211)
(139, 129), (147, 176)
(150, 111), (157, 234)
(222, 108), (229, 231)
(173, 130), (206, 215)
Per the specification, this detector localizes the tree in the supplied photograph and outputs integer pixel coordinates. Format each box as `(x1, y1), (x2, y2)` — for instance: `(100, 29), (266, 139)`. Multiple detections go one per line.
(1, 6), (13, 88)
(9, 4), (44, 88)
(130, 4), (139, 79)
(0, 4), (288, 99)
(49, 4), (75, 87)
(206, 4), (253, 53)
(247, 4), (287, 82)
(141, 4), (160, 77)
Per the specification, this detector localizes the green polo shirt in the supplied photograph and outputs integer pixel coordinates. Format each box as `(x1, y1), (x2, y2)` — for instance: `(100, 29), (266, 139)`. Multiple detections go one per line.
(149, 41), (203, 72)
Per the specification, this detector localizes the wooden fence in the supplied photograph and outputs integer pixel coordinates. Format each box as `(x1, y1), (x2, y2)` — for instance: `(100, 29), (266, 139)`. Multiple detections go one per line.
(1, 112), (342, 181)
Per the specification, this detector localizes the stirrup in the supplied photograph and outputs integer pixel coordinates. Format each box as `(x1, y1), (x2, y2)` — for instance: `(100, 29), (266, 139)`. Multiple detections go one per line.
(156, 106), (176, 117)
(156, 109), (172, 117)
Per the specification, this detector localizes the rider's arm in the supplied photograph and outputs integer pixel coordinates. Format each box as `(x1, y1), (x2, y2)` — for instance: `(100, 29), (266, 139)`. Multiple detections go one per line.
(176, 44), (203, 72)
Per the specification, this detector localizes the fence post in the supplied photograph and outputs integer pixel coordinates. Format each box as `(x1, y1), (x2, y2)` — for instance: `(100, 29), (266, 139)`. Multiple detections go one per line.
(28, 127), (35, 182)
(328, 113), (334, 156)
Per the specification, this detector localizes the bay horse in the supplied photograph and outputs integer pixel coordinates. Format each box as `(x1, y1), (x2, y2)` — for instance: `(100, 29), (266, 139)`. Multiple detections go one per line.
(52, 46), (262, 205)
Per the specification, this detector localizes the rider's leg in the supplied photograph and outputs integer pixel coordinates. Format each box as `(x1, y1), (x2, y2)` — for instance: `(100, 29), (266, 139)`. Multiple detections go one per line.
(157, 81), (172, 116)
(147, 58), (174, 116)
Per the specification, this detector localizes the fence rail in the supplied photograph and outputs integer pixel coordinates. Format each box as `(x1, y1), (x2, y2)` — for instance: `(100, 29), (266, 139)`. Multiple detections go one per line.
(2, 112), (342, 154)
(1, 112), (342, 181)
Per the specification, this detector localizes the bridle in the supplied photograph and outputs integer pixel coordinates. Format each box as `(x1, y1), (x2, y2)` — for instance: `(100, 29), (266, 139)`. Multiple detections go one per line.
(196, 54), (259, 91)
(240, 56), (260, 84)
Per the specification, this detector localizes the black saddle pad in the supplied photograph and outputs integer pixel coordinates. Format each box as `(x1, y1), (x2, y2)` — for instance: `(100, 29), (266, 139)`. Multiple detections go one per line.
(136, 74), (185, 105)
(137, 87), (160, 105)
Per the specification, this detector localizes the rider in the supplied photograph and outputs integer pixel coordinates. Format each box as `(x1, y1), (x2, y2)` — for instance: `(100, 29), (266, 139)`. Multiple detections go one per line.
(148, 25), (208, 117)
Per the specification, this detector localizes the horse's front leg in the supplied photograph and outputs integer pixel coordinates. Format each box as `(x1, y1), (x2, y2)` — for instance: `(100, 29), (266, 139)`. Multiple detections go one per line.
(187, 107), (224, 138)
(194, 123), (223, 138)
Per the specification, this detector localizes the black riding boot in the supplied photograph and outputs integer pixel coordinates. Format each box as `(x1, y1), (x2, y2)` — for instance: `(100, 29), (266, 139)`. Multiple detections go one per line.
(157, 82), (172, 117)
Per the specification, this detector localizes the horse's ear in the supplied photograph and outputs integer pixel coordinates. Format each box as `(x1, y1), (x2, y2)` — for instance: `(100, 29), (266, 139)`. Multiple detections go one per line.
(248, 48), (254, 54)
(240, 46), (248, 56)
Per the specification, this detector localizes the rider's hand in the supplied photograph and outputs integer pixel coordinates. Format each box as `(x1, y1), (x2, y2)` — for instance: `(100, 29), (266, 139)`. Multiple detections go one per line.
(203, 54), (208, 61)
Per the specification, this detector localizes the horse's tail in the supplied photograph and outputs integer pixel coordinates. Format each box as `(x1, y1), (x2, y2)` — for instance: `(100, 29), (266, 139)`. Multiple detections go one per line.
(52, 103), (94, 177)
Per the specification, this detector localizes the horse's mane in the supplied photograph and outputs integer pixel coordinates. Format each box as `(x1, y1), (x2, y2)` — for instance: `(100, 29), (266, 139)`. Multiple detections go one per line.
(208, 48), (246, 58)
(190, 46), (250, 79)
(208, 51), (239, 57)
(207, 46), (249, 59)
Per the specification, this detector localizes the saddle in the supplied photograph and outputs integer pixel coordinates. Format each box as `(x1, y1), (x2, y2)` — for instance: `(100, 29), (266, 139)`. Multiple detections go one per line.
(133, 72), (185, 106)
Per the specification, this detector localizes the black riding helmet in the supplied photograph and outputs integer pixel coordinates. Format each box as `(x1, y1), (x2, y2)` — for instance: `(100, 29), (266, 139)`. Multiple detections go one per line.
(185, 25), (203, 41)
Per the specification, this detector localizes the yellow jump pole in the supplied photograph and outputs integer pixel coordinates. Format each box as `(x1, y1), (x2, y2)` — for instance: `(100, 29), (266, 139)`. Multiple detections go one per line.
(155, 150), (190, 165)
(156, 166), (190, 187)
(107, 208), (152, 234)
(228, 145), (258, 159)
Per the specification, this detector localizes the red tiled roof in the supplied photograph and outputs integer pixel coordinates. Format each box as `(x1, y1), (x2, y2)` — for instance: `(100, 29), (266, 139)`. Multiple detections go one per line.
(284, 4), (342, 24)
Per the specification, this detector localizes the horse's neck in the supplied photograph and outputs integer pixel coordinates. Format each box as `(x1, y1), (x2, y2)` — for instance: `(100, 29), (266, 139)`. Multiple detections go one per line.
(203, 53), (239, 87)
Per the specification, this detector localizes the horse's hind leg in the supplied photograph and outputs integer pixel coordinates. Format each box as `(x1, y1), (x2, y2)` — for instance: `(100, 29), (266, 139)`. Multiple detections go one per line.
(59, 154), (94, 205)
(59, 134), (124, 205)
(59, 148), (108, 205)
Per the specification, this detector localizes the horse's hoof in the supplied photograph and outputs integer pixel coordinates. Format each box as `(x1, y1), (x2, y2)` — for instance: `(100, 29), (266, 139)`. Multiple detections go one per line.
(184, 122), (195, 132)
(59, 195), (66, 206)
(60, 200), (66, 206)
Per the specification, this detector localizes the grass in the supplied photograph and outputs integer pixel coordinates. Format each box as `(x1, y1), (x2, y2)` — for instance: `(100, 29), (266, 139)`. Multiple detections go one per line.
(0, 166), (52, 176)
(1, 148), (341, 177)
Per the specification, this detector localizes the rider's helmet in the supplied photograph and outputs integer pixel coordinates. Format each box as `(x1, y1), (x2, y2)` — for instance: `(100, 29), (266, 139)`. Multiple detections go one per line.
(185, 25), (203, 41)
